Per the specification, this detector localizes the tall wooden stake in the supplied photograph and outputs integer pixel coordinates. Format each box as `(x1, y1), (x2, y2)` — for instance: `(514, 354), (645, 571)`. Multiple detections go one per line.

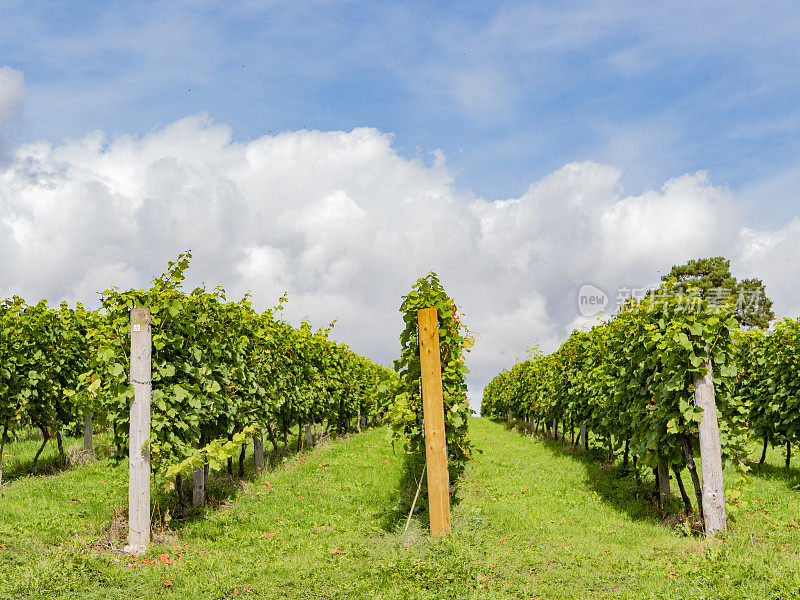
(254, 434), (264, 472)
(193, 460), (205, 507)
(305, 423), (314, 447)
(417, 308), (451, 536)
(694, 353), (727, 538)
(125, 307), (151, 554)
(83, 412), (93, 453)
(657, 458), (671, 503)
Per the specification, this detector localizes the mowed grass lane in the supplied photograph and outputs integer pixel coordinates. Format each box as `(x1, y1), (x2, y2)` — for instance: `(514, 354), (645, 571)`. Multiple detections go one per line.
(1, 418), (800, 599)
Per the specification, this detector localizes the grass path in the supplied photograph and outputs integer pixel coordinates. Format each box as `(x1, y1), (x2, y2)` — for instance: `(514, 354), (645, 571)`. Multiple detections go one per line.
(458, 418), (800, 599)
(1, 418), (800, 599)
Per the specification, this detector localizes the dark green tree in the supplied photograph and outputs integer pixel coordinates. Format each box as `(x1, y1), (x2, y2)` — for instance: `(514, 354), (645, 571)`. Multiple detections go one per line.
(662, 256), (774, 329)
(735, 278), (775, 329)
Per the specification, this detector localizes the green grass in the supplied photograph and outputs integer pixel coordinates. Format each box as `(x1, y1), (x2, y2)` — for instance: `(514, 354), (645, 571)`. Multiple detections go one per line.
(0, 432), (127, 546)
(1, 432), (78, 483)
(1, 418), (800, 599)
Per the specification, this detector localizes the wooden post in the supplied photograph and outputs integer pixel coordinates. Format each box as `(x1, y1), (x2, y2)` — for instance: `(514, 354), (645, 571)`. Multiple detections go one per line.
(125, 307), (151, 554)
(192, 467), (205, 506)
(192, 437), (205, 507)
(623, 438), (630, 470)
(657, 458), (671, 503)
(254, 434), (264, 472)
(580, 424), (588, 450)
(694, 353), (727, 538)
(83, 412), (93, 453)
(305, 423), (313, 447)
(417, 308), (451, 536)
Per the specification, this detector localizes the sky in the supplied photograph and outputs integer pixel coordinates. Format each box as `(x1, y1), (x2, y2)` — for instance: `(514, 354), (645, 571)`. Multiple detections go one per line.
(1, 1), (799, 411)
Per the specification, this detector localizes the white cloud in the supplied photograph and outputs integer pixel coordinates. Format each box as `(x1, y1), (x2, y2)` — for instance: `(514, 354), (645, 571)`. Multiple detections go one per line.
(238, 245), (292, 293)
(1, 112), (797, 411)
(739, 219), (800, 317)
(474, 293), (559, 368)
(600, 172), (741, 274)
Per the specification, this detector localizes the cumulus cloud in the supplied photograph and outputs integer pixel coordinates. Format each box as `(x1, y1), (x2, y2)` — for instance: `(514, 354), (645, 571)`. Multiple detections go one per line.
(1, 112), (797, 410)
(739, 219), (800, 317)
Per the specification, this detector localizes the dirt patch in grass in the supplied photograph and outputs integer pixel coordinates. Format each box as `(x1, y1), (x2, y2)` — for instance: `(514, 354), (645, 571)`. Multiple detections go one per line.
(91, 505), (178, 553)
(66, 445), (95, 466)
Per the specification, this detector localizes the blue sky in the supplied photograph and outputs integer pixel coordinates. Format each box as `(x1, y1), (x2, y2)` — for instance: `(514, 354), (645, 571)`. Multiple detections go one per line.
(2, 1), (799, 228)
(2, 2), (800, 405)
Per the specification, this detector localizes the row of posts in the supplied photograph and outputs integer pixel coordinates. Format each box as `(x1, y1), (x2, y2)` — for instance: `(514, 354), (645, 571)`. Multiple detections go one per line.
(123, 307), (453, 553)
(124, 304), (725, 550)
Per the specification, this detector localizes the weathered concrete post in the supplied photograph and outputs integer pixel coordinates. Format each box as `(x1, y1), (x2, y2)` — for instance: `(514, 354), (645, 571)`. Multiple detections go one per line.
(125, 307), (151, 554)
(694, 353), (727, 537)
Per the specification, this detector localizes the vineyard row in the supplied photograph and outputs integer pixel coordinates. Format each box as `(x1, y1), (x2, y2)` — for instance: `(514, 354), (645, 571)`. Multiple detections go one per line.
(0, 253), (399, 507)
(481, 283), (799, 536)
